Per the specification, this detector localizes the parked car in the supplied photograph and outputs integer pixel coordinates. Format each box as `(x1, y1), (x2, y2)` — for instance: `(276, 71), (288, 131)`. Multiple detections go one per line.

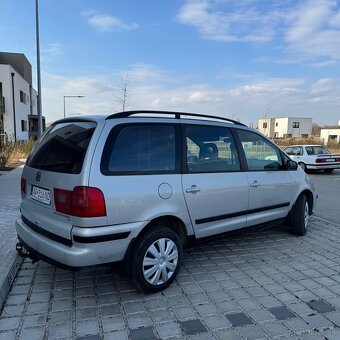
(16, 111), (317, 292)
(283, 145), (340, 173)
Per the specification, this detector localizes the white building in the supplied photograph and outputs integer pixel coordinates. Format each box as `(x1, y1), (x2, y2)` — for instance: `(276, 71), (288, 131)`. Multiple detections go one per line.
(320, 128), (340, 143)
(258, 117), (312, 138)
(0, 52), (44, 141)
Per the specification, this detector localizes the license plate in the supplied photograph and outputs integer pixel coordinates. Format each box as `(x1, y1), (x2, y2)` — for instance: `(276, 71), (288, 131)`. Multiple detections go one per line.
(30, 185), (51, 205)
(325, 159), (335, 162)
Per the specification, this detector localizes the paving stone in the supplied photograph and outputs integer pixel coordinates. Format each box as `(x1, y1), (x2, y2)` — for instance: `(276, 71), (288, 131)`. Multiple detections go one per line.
(150, 309), (176, 324)
(101, 304), (121, 317)
(261, 321), (290, 337)
(282, 318), (314, 333)
(126, 312), (152, 329)
(156, 321), (182, 338)
(214, 328), (243, 340)
(247, 309), (276, 323)
(225, 312), (253, 327)
(76, 307), (97, 320)
(307, 300), (336, 313)
(238, 324), (268, 340)
(0, 331), (15, 340)
(0, 316), (20, 331)
(20, 326), (45, 339)
(103, 331), (128, 340)
(204, 314), (231, 330)
(130, 327), (156, 340)
(23, 313), (48, 328)
(76, 319), (100, 337)
(173, 306), (198, 320)
(50, 310), (72, 324)
(303, 314), (335, 329)
(269, 306), (296, 320)
(5, 294), (27, 305)
(48, 323), (72, 338)
(324, 310), (340, 326)
(102, 315), (126, 332)
(180, 319), (207, 335)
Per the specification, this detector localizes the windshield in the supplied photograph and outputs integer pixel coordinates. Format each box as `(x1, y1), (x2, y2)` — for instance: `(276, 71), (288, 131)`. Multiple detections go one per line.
(305, 145), (330, 155)
(27, 121), (96, 174)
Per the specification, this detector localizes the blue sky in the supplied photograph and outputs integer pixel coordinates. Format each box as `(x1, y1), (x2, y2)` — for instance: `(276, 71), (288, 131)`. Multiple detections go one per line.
(1, 0), (340, 125)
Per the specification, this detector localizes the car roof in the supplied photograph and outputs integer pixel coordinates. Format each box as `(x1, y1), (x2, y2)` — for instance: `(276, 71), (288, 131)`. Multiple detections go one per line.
(285, 145), (323, 148)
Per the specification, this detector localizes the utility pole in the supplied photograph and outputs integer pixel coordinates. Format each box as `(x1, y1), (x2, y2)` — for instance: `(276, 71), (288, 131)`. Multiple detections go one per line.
(36, 0), (43, 137)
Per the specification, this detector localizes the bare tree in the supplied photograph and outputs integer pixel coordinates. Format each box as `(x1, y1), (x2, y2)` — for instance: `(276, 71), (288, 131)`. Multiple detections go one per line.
(114, 74), (130, 112)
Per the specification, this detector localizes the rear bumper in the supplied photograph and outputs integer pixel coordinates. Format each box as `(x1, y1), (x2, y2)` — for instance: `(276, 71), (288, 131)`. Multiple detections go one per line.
(16, 217), (144, 267)
(306, 163), (340, 170)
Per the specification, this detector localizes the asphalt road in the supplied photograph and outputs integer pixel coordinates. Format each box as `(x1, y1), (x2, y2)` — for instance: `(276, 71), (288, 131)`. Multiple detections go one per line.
(309, 169), (340, 224)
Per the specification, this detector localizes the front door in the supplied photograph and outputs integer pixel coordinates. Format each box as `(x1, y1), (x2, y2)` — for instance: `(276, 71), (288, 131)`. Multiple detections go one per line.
(236, 129), (295, 227)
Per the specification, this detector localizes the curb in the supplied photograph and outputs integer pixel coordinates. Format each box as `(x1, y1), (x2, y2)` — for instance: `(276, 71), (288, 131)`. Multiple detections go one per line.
(0, 250), (22, 311)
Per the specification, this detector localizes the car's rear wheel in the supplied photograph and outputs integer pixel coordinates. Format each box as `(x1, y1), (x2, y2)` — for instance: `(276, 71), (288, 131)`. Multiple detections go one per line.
(298, 162), (307, 171)
(324, 169), (334, 173)
(130, 226), (183, 293)
(290, 194), (309, 236)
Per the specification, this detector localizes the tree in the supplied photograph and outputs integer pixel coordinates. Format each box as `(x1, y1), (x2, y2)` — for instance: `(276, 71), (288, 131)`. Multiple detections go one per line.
(114, 74), (130, 112)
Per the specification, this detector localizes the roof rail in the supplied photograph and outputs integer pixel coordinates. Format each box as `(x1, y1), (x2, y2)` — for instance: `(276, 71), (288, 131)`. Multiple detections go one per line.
(106, 110), (247, 126)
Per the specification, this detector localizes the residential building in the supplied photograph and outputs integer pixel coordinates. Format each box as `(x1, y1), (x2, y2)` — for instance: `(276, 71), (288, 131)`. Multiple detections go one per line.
(258, 117), (312, 138)
(0, 52), (45, 141)
(320, 127), (340, 143)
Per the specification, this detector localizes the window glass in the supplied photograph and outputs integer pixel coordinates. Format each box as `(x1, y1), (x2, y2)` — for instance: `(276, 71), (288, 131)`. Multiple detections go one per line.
(27, 121), (96, 174)
(185, 125), (240, 172)
(238, 130), (282, 171)
(104, 125), (176, 173)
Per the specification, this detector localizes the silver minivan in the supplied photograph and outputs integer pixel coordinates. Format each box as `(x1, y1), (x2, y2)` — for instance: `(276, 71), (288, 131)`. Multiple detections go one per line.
(16, 111), (317, 292)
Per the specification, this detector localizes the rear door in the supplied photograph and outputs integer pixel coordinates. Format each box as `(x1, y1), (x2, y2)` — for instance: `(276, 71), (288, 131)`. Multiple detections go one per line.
(236, 129), (295, 227)
(182, 124), (249, 238)
(21, 120), (101, 241)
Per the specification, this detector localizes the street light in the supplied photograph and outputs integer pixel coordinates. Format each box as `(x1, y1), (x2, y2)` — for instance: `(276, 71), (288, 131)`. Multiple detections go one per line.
(63, 95), (85, 118)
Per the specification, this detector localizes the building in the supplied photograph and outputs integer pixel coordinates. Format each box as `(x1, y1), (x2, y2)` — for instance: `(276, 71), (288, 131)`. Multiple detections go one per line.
(258, 117), (312, 138)
(320, 126), (340, 144)
(0, 52), (45, 141)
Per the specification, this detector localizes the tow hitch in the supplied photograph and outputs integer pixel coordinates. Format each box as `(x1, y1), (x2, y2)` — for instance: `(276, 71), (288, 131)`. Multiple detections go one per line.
(16, 242), (39, 264)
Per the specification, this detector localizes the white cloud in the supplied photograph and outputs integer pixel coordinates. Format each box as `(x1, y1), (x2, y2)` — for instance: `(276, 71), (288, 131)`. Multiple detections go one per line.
(41, 43), (63, 58)
(285, 1), (340, 61)
(177, 0), (340, 63)
(83, 11), (138, 32)
(176, 0), (286, 42)
(40, 68), (340, 126)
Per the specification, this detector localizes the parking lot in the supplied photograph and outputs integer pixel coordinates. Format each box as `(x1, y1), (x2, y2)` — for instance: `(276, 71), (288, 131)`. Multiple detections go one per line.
(0, 171), (339, 340)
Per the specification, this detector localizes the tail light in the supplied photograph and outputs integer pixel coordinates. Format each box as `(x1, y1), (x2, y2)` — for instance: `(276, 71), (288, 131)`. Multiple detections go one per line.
(316, 158), (326, 163)
(336, 157), (340, 162)
(21, 178), (26, 198)
(54, 186), (106, 217)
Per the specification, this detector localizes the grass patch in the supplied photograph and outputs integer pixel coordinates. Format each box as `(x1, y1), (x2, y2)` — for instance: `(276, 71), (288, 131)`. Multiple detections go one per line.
(0, 139), (36, 168)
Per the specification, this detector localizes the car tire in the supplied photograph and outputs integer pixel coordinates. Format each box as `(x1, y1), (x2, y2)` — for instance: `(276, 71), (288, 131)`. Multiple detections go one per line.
(324, 169), (334, 173)
(130, 226), (183, 293)
(298, 162), (307, 171)
(290, 194), (309, 236)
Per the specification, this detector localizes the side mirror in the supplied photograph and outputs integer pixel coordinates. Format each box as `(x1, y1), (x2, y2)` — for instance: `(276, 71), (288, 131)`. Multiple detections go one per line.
(287, 160), (298, 170)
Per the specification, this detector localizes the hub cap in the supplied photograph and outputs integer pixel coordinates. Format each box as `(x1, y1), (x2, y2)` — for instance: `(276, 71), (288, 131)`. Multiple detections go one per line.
(143, 238), (178, 285)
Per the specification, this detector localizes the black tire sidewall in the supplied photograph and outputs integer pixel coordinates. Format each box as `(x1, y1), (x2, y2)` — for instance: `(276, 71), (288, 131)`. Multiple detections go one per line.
(130, 226), (183, 293)
(291, 194), (308, 236)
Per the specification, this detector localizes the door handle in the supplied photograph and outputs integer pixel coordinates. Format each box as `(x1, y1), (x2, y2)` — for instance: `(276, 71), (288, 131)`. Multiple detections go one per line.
(185, 185), (201, 194)
(250, 180), (261, 188)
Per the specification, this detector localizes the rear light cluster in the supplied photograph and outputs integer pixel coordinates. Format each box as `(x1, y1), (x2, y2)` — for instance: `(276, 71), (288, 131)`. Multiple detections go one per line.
(21, 178), (26, 198)
(54, 186), (106, 218)
(316, 157), (340, 163)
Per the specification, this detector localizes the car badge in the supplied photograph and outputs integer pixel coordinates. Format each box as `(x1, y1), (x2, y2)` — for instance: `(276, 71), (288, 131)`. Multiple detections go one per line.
(36, 171), (41, 182)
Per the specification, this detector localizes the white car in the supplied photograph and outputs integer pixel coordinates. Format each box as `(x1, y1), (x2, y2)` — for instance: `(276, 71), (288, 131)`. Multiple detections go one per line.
(284, 145), (340, 173)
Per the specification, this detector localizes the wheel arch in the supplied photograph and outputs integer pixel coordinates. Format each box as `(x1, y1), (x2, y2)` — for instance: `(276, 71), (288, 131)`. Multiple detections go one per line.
(122, 215), (190, 276)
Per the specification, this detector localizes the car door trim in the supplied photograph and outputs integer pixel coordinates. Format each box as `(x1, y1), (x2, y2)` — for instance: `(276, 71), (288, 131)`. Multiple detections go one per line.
(195, 202), (290, 225)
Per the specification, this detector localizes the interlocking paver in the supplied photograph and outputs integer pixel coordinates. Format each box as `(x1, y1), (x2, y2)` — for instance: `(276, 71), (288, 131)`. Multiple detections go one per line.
(0, 216), (339, 339)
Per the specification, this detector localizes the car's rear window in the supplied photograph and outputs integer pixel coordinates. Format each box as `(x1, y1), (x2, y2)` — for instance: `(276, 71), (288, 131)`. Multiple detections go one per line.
(27, 121), (96, 174)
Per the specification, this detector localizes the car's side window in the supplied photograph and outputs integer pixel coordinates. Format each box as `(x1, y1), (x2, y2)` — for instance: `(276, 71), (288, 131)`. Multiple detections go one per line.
(237, 130), (282, 171)
(101, 124), (177, 174)
(185, 125), (240, 172)
(285, 147), (293, 155)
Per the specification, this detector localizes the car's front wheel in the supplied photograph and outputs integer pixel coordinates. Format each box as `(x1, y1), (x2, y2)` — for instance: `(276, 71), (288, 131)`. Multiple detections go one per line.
(130, 226), (183, 293)
(290, 194), (309, 236)
(298, 162), (307, 171)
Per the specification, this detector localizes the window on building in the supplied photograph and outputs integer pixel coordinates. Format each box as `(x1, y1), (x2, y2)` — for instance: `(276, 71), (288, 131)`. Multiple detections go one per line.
(263, 122), (268, 128)
(275, 122), (278, 127)
(20, 91), (27, 104)
(21, 120), (28, 132)
(292, 122), (299, 128)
